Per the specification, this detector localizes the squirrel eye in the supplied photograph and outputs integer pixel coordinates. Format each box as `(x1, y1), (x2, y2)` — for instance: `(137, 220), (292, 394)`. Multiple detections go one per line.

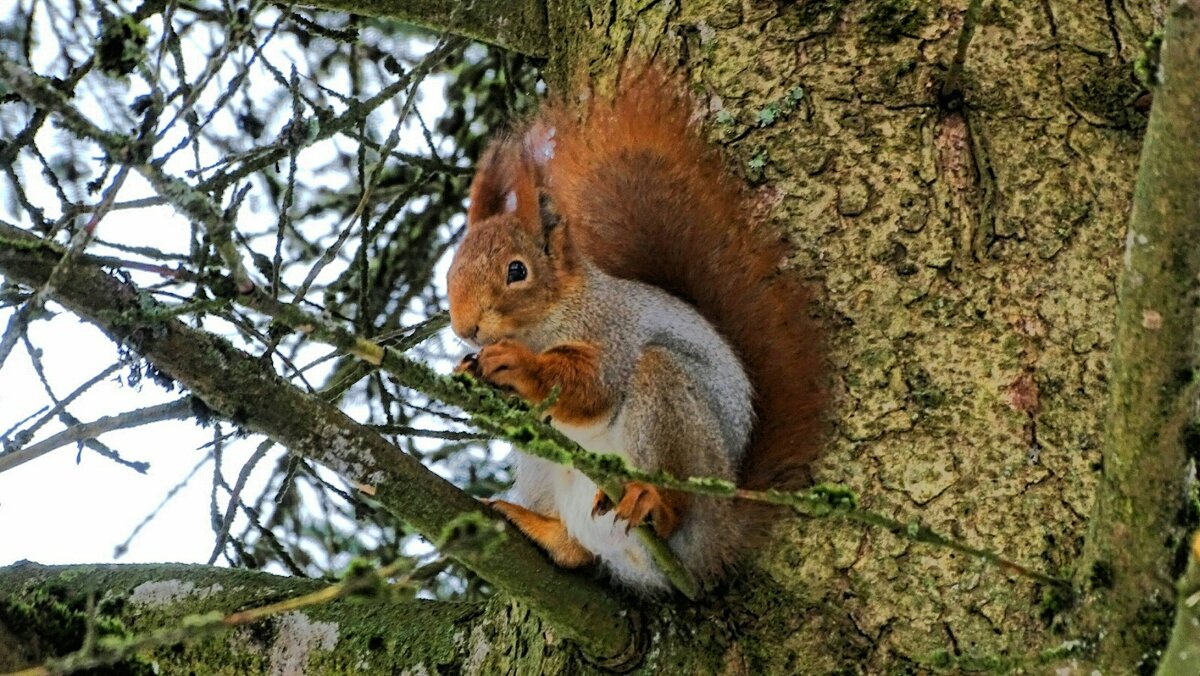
(506, 260), (528, 284)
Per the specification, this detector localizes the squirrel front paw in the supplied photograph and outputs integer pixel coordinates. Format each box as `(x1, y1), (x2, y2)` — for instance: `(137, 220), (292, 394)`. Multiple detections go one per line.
(455, 352), (481, 375)
(591, 482), (680, 538)
(475, 339), (544, 401)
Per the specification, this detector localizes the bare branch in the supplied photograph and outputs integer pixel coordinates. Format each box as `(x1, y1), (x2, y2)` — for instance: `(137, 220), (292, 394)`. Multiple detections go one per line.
(0, 398), (192, 475)
(0, 222), (637, 665)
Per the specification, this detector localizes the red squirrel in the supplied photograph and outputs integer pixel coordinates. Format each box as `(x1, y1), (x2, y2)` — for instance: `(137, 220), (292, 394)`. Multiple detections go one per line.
(446, 67), (827, 593)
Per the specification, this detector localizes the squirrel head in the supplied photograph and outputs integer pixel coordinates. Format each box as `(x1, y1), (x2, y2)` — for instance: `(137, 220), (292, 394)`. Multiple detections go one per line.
(447, 132), (581, 347)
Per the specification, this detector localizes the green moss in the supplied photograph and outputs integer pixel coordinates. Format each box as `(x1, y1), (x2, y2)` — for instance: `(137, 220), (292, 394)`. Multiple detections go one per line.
(860, 0), (927, 43)
(438, 511), (507, 563)
(0, 234), (65, 253)
(808, 484), (859, 512)
(1038, 584), (1072, 624)
(927, 649), (951, 668)
(684, 476), (736, 494)
(1134, 33), (1163, 87)
(96, 15), (149, 77)
(0, 584), (152, 675)
(338, 558), (386, 599)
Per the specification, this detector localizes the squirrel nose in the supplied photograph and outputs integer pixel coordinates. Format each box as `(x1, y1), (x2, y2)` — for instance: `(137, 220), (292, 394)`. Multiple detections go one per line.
(450, 314), (479, 343)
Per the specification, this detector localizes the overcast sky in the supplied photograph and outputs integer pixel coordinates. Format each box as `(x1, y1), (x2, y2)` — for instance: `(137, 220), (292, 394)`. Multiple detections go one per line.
(0, 6), (463, 571)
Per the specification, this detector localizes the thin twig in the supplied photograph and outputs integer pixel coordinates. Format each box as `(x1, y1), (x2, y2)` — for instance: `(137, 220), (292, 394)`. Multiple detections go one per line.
(114, 450), (213, 558)
(243, 286), (1071, 592)
(0, 398), (192, 475)
(5, 363), (122, 450)
(207, 439), (275, 565)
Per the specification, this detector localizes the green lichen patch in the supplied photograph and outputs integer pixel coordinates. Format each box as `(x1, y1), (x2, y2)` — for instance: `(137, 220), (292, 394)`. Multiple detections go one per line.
(755, 86), (806, 128)
(745, 148), (768, 183)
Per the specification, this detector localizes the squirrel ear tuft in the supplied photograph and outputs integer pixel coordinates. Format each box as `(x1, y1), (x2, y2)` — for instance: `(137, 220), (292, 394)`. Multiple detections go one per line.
(508, 159), (542, 230)
(467, 134), (548, 234)
(467, 138), (520, 226)
(539, 192), (577, 267)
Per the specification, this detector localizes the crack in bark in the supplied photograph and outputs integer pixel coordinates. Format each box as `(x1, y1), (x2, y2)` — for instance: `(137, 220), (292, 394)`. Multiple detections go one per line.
(1102, 0), (1125, 57)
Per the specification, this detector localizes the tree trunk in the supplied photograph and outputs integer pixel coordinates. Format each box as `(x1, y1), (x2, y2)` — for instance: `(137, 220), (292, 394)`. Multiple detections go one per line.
(4, 0), (1185, 672)
(531, 0), (1165, 671)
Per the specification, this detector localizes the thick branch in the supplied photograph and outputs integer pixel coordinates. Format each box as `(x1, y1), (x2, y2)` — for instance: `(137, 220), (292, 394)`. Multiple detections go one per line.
(1083, 2), (1200, 669)
(0, 562), (502, 673)
(0, 223), (635, 664)
(292, 0), (549, 56)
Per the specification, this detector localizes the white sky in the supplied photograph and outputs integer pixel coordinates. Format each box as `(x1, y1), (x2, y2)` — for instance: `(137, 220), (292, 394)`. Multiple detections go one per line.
(0, 5), (473, 571)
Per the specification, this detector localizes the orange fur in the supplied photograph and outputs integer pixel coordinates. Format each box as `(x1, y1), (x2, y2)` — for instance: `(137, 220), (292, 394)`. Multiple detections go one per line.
(592, 482), (685, 538)
(475, 339), (611, 426)
(540, 67), (828, 507)
(488, 499), (594, 568)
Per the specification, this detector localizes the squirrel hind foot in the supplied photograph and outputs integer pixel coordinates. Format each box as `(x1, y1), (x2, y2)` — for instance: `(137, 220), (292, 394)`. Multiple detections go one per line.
(487, 498), (595, 568)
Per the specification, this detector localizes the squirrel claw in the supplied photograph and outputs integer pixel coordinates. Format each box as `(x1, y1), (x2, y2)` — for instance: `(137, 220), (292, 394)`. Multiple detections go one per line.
(591, 489), (614, 517)
(455, 353), (481, 376)
(611, 481), (679, 538)
(475, 340), (541, 399)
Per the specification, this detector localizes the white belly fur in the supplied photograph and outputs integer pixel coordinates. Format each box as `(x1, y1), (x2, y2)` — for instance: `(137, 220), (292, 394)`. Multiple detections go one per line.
(550, 414), (668, 592)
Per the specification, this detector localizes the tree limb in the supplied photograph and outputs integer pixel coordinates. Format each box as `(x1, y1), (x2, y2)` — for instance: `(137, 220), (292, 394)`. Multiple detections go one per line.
(0, 223), (637, 666)
(1081, 2), (1200, 669)
(291, 0), (549, 57)
(0, 562), (520, 674)
(0, 399), (192, 475)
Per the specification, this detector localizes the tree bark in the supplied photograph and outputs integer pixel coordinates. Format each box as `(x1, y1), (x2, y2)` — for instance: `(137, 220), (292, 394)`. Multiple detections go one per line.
(0, 562), (581, 674)
(4, 0), (1194, 672)
(0, 222), (635, 666)
(1079, 2), (1200, 670)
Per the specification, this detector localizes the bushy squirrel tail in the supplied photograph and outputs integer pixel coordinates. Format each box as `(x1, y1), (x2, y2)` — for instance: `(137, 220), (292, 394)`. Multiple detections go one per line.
(539, 67), (829, 518)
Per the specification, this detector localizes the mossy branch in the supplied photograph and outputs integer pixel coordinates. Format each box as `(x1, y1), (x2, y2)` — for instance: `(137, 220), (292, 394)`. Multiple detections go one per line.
(233, 278), (1069, 591)
(8, 558), (438, 676)
(0, 561), (489, 674)
(290, 0), (549, 57)
(1079, 2), (1200, 669)
(0, 222), (638, 666)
